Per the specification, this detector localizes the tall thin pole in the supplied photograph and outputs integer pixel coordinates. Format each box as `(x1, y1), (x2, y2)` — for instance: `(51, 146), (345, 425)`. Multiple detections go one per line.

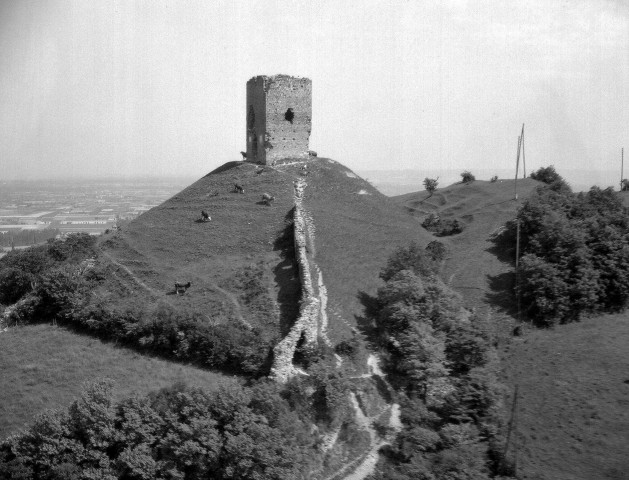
(514, 134), (522, 200)
(521, 124), (526, 178)
(514, 128), (524, 322)
(621, 148), (624, 191)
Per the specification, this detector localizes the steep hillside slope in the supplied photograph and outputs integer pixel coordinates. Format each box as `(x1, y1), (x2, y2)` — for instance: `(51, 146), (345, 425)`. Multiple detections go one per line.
(99, 161), (299, 336)
(98, 158), (433, 352)
(300, 160), (434, 342)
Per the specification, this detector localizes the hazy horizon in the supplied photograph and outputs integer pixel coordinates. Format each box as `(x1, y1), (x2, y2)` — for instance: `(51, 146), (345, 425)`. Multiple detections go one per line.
(1, 0), (627, 180)
(1, 165), (622, 196)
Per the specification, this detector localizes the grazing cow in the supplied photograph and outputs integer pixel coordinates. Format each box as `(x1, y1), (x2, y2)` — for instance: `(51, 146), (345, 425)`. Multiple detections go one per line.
(240, 151), (247, 160)
(308, 150), (318, 157)
(261, 193), (275, 205)
(174, 281), (191, 295)
(201, 210), (211, 222)
(234, 183), (245, 194)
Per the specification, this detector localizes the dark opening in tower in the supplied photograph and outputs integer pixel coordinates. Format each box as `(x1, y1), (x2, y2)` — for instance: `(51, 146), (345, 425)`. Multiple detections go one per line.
(284, 108), (294, 124)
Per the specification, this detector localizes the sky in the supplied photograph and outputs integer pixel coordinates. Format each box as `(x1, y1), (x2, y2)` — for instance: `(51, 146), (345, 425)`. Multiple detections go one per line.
(0, 0), (627, 188)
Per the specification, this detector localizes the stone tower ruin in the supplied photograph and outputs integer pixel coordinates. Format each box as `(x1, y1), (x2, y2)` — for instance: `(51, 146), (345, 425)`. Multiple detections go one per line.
(246, 75), (312, 165)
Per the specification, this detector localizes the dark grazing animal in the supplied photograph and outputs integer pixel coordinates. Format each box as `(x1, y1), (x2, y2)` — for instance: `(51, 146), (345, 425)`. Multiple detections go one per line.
(240, 151), (247, 160)
(174, 281), (191, 295)
(261, 193), (275, 205)
(201, 210), (211, 222)
(234, 183), (245, 194)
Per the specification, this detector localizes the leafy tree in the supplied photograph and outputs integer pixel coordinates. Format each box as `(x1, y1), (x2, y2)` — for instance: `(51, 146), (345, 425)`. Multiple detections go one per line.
(499, 179), (629, 325)
(529, 165), (570, 192)
(0, 268), (33, 305)
(380, 242), (437, 281)
(460, 171), (475, 183)
(0, 380), (316, 480)
(370, 244), (505, 479)
(424, 177), (439, 197)
(0, 245), (52, 276)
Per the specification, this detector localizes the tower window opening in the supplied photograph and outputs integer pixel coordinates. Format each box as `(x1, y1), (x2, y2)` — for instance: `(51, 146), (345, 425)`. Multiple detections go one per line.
(284, 108), (294, 124)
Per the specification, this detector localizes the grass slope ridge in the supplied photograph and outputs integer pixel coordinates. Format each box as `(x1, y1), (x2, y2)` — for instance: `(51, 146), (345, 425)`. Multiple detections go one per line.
(302, 159), (435, 345)
(392, 178), (539, 311)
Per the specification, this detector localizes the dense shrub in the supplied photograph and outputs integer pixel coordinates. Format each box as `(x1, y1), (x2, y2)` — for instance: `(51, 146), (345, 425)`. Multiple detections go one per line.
(529, 165), (565, 186)
(460, 171), (475, 183)
(0, 380), (316, 480)
(500, 181), (629, 325)
(0, 268), (33, 305)
(425, 241), (447, 262)
(0, 245), (54, 276)
(422, 214), (464, 237)
(60, 298), (272, 375)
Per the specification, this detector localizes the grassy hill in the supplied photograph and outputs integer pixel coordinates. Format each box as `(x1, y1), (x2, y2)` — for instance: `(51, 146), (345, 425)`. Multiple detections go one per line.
(98, 159), (435, 348)
(501, 313), (629, 480)
(98, 161), (299, 335)
(392, 178), (539, 312)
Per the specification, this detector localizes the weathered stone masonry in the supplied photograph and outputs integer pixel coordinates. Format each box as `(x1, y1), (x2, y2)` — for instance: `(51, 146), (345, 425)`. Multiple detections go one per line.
(246, 75), (312, 165)
(270, 178), (321, 382)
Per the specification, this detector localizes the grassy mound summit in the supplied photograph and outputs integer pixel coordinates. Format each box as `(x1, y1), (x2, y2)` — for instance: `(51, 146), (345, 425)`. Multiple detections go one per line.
(99, 159), (435, 348)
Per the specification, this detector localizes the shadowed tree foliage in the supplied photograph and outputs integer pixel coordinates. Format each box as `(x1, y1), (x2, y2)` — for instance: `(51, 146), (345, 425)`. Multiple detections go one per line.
(370, 244), (506, 479)
(498, 176), (629, 326)
(0, 380), (316, 480)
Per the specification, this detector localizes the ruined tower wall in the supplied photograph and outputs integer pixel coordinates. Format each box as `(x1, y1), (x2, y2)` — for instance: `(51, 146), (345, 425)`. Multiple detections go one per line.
(265, 76), (312, 163)
(246, 75), (312, 165)
(246, 78), (267, 164)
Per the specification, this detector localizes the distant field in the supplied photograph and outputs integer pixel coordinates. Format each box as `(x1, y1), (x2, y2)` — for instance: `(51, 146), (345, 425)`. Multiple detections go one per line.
(501, 313), (629, 480)
(0, 323), (238, 438)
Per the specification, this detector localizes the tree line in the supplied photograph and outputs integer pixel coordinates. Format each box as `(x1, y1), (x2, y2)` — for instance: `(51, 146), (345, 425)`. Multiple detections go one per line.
(367, 243), (510, 479)
(0, 234), (275, 376)
(499, 166), (629, 326)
